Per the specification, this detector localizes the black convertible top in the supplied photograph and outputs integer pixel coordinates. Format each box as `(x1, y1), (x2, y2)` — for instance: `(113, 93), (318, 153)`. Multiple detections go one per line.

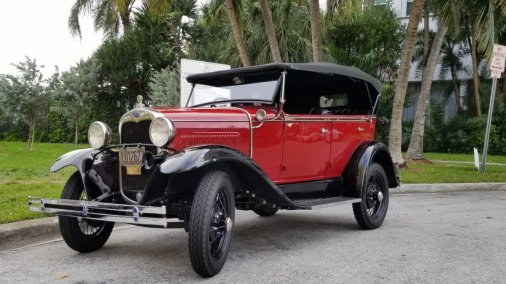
(186, 62), (382, 94)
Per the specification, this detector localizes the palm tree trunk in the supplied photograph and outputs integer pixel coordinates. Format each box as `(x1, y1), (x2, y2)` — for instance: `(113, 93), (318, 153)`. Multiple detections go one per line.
(225, 0), (251, 67)
(469, 33), (482, 115)
(407, 24), (448, 160)
(388, 0), (425, 166)
(421, 7), (430, 67)
(309, 0), (323, 62)
(259, 0), (282, 63)
(450, 62), (462, 109)
(367, 0), (374, 8)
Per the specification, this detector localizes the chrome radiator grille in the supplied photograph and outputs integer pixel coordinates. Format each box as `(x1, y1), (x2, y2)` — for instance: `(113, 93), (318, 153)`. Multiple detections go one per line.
(120, 121), (157, 198)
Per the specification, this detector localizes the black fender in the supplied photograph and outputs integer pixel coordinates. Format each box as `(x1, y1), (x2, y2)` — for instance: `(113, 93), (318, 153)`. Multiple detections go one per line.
(160, 145), (305, 209)
(50, 148), (118, 198)
(342, 142), (399, 197)
(50, 148), (95, 190)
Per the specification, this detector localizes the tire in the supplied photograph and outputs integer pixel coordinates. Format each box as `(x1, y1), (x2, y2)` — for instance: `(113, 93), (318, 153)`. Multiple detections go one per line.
(352, 163), (389, 230)
(189, 171), (235, 277)
(253, 206), (279, 217)
(59, 172), (114, 253)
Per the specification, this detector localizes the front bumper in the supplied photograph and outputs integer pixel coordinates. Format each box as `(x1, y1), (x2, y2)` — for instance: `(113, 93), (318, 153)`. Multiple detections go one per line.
(28, 197), (178, 228)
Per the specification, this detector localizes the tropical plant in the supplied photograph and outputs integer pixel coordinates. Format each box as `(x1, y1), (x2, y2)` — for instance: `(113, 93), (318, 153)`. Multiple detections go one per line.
(325, 4), (405, 80)
(388, 0), (426, 166)
(0, 57), (59, 150)
(148, 63), (180, 107)
(192, 0), (312, 66)
(224, 0), (251, 66)
(309, 0), (323, 61)
(69, 0), (137, 38)
(406, 21), (448, 160)
(259, 0), (282, 62)
(53, 59), (100, 146)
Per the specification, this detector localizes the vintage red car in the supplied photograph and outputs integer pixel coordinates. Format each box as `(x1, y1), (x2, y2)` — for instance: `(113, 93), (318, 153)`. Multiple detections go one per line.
(30, 62), (399, 277)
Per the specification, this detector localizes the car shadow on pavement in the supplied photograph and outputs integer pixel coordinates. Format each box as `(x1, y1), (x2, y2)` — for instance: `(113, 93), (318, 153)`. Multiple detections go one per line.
(65, 209), (362, 280)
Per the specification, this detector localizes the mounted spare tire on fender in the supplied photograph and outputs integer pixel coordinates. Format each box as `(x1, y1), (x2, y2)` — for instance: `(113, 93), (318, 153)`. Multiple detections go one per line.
(353, 163), (389, 230)
(188, 171), (235, 277)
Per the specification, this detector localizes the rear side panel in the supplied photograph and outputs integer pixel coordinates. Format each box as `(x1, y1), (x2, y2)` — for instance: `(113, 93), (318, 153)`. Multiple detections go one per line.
(326, 116), (376, 178)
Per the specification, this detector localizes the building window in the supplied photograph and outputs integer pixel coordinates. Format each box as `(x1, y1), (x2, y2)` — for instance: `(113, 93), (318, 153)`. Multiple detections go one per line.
(406, 0), (414, 16)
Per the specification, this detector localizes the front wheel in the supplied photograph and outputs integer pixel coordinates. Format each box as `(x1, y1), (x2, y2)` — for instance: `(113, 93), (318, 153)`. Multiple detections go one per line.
(59, 172), (114, 252)
(189, 171), (235, 277)
(352, 163), (389, 230)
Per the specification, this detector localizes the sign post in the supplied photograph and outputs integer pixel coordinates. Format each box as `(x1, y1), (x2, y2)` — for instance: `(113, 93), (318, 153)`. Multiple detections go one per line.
(482, 44), (506, 173)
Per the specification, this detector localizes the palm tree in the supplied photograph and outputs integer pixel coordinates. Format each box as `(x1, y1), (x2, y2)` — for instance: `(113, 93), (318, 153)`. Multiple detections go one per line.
(69, 0), (137, 38)
(259, 0), (282, 62)
(309, 0), (323, 61)
(439, 32), (470, 110)
(69, 0), (173, 38)
(406, 22), (448, 160)
(224, 0), (251, 66)
(388, 0), (426, 166)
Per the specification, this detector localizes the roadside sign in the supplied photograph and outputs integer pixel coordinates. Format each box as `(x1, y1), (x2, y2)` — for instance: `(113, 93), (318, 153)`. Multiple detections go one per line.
(474, 148), (479, 170)
(490, 44), (506, 73)
(482, 44), (505, 173)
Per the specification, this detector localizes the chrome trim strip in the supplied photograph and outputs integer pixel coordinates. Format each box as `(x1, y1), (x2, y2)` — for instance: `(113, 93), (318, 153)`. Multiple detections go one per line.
(284, 117), (371, 122)
(29, 197), (169, 228)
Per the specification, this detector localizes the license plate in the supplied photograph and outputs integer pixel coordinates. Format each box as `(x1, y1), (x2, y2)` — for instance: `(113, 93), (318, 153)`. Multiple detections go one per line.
(120, 147), (145, 175)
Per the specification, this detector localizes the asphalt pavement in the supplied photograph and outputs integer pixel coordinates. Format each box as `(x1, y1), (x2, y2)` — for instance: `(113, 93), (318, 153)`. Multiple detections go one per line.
(1, 190), (505, 283)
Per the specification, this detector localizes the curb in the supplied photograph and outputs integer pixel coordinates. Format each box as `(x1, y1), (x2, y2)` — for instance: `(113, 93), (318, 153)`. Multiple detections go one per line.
(393, 182), (506, 194)
(1, 183), (505, 245)
(0, 217), (58, 245)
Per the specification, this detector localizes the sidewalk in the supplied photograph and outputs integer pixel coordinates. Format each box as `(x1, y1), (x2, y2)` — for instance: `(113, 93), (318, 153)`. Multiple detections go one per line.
(1, 182), (506, 247)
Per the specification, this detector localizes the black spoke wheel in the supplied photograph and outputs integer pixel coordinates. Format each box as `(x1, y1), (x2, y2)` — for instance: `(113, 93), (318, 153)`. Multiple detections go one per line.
(59, 172), (114, 253)
(189, 171), (235, 277)
(352, 163), (389, 230)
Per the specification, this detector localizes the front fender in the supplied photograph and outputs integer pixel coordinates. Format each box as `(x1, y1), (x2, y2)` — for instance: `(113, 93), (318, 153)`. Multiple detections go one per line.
(160, 145), (306, 209)
(50, 148), (98, 194)
(343, 142), (399, 197)
(50, 148), (95, 174)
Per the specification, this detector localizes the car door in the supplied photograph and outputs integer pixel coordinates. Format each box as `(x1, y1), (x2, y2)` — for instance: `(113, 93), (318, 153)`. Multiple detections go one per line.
(279, 114), (332, 183)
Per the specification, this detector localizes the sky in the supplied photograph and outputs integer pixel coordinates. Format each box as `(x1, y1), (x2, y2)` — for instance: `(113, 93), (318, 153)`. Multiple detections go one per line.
(0, 0), (327, 78)
(0, 0), (103, 77)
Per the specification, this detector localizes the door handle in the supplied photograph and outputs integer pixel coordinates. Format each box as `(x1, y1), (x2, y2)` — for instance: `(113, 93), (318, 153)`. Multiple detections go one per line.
(321, 128), (329, 134)
(357, 127), (364, 132)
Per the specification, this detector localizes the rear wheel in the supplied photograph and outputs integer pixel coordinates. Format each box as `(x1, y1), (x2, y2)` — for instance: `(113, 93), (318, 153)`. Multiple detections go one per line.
(59, 172), (114, 252)
(352, 163), (389, 230)
(189, 171), (235, 277)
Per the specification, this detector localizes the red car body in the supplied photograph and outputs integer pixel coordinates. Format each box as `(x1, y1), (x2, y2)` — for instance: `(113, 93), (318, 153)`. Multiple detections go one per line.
(30, 63), (399, 277)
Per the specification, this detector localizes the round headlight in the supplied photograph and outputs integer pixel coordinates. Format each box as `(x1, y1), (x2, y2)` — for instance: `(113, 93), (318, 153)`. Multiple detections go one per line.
(149, 117), (176, 147)
(88, 121), (112, 149)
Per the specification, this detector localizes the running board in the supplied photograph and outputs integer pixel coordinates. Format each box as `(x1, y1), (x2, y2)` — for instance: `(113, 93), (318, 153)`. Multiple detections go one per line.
(28, 197), (172, 228)
(292, 196), (360, 209)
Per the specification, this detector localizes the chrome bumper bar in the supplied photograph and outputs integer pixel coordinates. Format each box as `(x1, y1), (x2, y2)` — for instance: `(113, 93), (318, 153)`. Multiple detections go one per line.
(28, 197), (172, 228)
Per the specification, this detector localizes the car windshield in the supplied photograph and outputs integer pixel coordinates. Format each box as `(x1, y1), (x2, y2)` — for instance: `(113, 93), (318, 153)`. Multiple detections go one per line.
(187, 80), (279, 107)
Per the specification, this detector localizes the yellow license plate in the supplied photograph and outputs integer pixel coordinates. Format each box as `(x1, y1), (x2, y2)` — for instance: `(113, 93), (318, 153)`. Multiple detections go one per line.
(120, 147), (145, 175)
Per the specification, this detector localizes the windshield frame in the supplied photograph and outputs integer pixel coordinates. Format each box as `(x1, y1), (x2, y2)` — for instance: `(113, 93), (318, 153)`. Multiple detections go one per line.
(186, 75), (283, 108)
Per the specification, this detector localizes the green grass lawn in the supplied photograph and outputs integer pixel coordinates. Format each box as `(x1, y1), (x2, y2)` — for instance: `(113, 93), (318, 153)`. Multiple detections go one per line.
(0, 141), (505, 224)
(0, 141), (84, 224)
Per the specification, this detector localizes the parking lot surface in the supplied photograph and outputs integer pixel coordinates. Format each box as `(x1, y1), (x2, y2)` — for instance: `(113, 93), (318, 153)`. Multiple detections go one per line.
(1, 190), (505, 283)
